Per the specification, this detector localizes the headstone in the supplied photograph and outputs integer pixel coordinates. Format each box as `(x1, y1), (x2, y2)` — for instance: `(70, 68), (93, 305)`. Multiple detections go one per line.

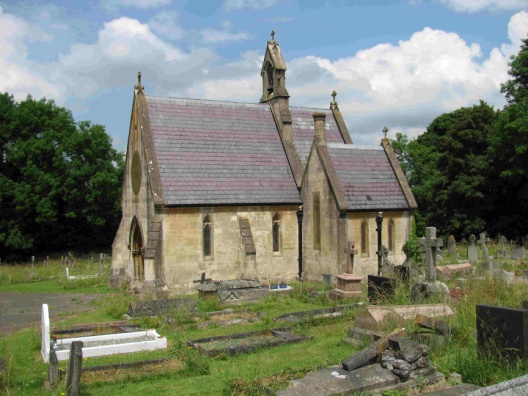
(476, 304), (528, 361)
(332, 241), (362, 298)
(66, 341), (83, 396)
(447, 235), (456, 256)
(47, 348), (59, 387)
(41, 304), (51, 363)
(468, 234), (478, 265)
(379, 245), (394, 277)
(461, 238), (467, 246)
(478, 233), (490, 272)
(512, 245), (526, 260)
(496, 235), (508, 258)
(419, 227), (443, 283)
(368, 275), (395, 303)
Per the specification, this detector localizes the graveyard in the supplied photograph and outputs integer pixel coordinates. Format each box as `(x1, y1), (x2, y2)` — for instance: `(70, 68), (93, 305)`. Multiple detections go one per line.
(2, 238), (528, 395)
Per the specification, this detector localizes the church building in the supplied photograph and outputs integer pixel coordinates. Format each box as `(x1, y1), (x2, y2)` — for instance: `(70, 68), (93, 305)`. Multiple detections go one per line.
(111, 34), (417, 296)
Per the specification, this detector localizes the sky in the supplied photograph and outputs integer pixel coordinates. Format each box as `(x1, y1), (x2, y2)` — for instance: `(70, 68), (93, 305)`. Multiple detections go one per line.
(1, 0), (528, 151)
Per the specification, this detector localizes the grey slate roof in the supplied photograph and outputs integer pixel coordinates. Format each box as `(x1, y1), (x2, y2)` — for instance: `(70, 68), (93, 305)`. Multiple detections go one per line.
(146, 96), (301, 206)
(327, 143), (410, 211)
(291, 107), (344, 165)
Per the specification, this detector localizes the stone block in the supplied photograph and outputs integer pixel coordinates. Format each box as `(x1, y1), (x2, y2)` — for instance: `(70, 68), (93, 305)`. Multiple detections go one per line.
(416, 314), (450, 335)
(436, 263), (473, 279)
(476, 304), (528, 361)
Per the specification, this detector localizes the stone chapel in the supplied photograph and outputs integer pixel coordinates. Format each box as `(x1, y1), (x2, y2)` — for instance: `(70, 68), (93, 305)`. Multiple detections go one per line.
(111, 34), (417, 296)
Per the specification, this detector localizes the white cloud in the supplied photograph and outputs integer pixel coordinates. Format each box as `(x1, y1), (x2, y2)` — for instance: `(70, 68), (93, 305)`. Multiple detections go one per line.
(437, 0), (528, 13)
(0, 6), (60, 100)
(200, 21), (253, 43)
(264, 16), (294, 23)
(102, 0), (171, 11)
(501, 10), (528, 57)
(224, 0), (278, 11)
(149, 11), (182, 39)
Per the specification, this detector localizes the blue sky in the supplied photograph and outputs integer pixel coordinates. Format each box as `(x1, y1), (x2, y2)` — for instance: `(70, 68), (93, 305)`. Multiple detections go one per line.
(1, 0), (527, 151)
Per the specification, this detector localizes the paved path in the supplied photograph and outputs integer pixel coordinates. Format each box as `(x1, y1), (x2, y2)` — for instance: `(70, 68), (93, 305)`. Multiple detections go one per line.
(0, 292), (101, 336)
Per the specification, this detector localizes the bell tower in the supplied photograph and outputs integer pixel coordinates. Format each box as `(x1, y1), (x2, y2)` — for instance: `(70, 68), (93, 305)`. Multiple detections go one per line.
(260, 30), (289, 102)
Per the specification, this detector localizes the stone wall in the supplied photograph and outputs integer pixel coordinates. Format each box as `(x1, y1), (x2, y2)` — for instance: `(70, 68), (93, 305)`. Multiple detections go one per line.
(161, 205), (299, 295)
(347, 211), (411, 276)
(112, 98), (156, 284)
(301, 148), (342, 281)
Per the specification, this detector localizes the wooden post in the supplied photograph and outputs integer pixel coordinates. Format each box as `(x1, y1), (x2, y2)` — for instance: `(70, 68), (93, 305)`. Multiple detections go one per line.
(66, 341), (83, 396)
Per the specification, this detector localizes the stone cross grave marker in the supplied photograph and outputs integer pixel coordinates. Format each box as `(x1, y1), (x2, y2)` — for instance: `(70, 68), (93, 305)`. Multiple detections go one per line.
(478, 232), (490, 272)
(447, 235), (456, 256)
(344, 241), (358, 274)
(468, 234), (478, 265)
(497, 235), (508, 258)
(193, 272), (212, 284)
(419, 227), (443, 283)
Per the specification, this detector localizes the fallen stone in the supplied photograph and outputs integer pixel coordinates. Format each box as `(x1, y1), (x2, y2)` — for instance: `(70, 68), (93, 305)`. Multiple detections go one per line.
(393, 368), (410, 380)
(354, 304), (454, 331)
(464, 373), (528, 395)
(416, 314), (450, 335)
(392, 359), (411, 371)
(436, 263), (474, 278)
(398, 346), (423, 363)
(276, 364), (399, 396)
(415, 356), (430, 368)
(343, 327), (384, 346)
(411, 281), (450, 301)
(342, 328), (405, 371)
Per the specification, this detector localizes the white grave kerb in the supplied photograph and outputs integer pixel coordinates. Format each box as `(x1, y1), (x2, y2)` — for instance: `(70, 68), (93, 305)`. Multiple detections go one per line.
(41, 303), (50, 363)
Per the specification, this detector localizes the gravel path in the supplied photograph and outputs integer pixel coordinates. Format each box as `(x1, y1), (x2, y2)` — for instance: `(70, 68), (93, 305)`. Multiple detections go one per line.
(0, 292), (101, 336)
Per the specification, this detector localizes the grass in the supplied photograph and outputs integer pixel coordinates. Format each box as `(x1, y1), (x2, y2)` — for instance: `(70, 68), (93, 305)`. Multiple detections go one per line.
(3, 254), (528, 395)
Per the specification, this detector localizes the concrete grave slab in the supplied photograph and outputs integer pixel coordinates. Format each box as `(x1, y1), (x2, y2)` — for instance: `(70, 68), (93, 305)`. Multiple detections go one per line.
(436, 263), (474, 279)
(464, 373), (528, 395)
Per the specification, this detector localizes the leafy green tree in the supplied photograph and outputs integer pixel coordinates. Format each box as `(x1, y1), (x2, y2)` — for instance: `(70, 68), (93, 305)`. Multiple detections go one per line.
(0, 94), (124, 258)
(488, 37), (528, 235)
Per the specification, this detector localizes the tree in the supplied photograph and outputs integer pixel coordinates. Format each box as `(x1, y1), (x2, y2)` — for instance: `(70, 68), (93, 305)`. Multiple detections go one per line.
(488, 37), (528, 235)
(0, 94), (124, 258)
(391, 101), (496, 238)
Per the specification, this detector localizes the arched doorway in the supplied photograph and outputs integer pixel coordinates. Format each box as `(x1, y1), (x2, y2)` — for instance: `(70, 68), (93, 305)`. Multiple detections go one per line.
(131, 220), (144, 282)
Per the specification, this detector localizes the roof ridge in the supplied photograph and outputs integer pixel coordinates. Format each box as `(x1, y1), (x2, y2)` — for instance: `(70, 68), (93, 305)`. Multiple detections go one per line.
(328, 143), (383, 151)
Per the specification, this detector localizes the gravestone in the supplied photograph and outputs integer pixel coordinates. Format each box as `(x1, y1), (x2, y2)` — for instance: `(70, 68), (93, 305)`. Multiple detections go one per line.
(496, 235), (508, 258)
(368, 275), (395, 303)
(420, 228), (443, 283)
(512, 245), (526, 260)
(412, 227), (449, 301)
(379, 245), (394, 277)
(476, 304), (528, 361)
(478, 233), (490, 273)
(468, 234), (478, 265)
(332, 241), (362, 298)
(41, 304), (51, 363)
(48, 348), (59, 387)
(447, 235), (456, 256)
(66, 341), (83, 396)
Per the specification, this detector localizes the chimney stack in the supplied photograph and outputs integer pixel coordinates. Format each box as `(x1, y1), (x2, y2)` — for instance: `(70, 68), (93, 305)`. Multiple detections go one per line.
(313, 112), (327, 145)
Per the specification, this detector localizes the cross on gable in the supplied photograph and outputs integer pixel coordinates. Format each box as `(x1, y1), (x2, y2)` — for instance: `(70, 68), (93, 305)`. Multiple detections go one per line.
(344, 241), (358, 274)
(193, 272), (212, 284)
(271, 30), (275, 41)
(331, 90), (337, 102)
(419, 227), (443, 282)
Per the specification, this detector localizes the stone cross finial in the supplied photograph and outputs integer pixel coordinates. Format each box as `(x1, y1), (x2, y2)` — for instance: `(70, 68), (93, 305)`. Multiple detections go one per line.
(331, 90), (337, 102)
(419, 227), (443, 283)
(344, 241), (358, 274)
(138, 71), (141, 85)
(382, 126), (388, 139)
(271, 30), (275, 41)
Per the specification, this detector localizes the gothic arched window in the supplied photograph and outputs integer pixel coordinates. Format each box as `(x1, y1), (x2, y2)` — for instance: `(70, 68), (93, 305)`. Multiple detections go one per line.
(313, 193), (321, 250)
(203, 215), (213, 259)
(361, 220), (369, 257)
(388, 219), (395, 252)
(273, 213), (281, 253)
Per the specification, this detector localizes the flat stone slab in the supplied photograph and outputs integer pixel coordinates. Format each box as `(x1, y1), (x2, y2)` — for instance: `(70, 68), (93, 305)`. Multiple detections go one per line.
(127, 298), (197, 317)
(436, 263), (474, 278)
(420, 383), (481, 395)
(275, 305), (361, 323)
(187, 327), (312, 357)
(276, 364), (399, 396)
(197, 279), (261, 292)
(355, 304), (454, 331)
(217, 288), (270, 304)
(464, 373), (528, 395)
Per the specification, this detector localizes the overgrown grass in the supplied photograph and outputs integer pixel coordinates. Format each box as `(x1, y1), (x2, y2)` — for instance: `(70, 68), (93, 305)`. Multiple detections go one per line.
(3, 270), (528, 395)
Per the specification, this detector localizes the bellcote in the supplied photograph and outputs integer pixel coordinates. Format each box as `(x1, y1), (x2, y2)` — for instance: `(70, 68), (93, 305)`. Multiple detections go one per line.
(260, 31), (289, 102)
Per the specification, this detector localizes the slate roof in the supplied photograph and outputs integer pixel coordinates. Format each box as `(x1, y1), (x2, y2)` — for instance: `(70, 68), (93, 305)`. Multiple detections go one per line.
(146, 96), (302, 206)
(327, 143), (410, 211)
(291, 107), (344, 165)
